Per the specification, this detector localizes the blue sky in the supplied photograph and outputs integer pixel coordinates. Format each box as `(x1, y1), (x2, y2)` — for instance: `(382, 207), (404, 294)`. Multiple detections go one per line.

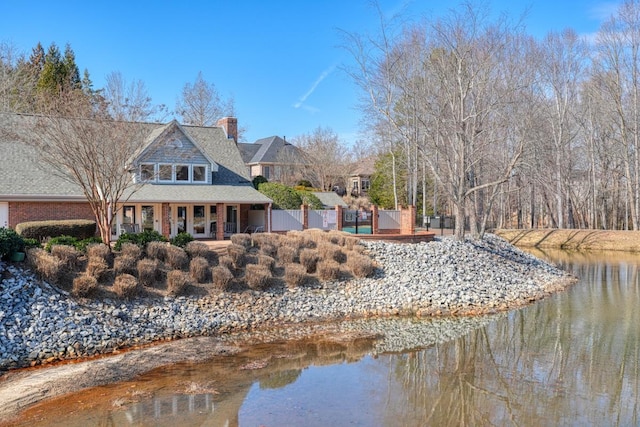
(0, 0), (621, 145)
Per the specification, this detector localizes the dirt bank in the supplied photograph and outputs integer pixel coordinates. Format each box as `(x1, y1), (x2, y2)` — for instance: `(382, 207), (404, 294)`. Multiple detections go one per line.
(495, 229), (640, 252)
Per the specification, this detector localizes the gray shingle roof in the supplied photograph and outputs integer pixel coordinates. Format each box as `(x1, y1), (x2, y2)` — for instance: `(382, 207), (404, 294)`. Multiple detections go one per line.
(238, 136), (306, 164)
(0, 113), (271, 204)
(312, 192), (348, 208)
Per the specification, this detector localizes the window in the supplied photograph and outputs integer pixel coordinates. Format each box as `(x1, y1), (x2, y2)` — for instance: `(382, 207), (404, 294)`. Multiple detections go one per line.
(140, 164), (155, 181)
(361, 179), (370, 191)
(263, 166), (270, 179)
(159, 164), (172, 181)
(193, 165), (206, 182)
(176, 165), (189, 181)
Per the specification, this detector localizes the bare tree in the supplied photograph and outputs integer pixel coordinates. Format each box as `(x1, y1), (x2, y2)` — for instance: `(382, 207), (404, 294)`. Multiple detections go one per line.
(104, 71), (164, 122)
(176, 71), (235, 123)
(293, 126), (349, 191)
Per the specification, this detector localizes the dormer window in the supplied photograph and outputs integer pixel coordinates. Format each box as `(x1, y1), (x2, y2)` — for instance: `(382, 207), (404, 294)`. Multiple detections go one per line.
(138, 162), (209, 184)
(159, 164), (172, 181)
(140, 164), (155, 181)
(176, 165), (189, 181)
(193, 165), (206, 182)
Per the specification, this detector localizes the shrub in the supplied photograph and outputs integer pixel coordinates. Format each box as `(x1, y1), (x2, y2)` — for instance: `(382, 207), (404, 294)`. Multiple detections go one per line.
(277, 246), (298, 264)
(327, 230), (346, 246)
(298, 191), (324, 209)
(218, 255), (234, 270)
(0, 227), (24, 259)
(72, 275), (98, 297)
(245, 264), (271, 290)
(212, 265), (234, 290)
(87, 243), (111, 262)
(167, 270), (190, 296)
(344, 236), (360, 250)
(165, 245), (188, 270)
(15, 219), (96, 240)
(299, 248), (320, 273)
(252, 232), (279, 247)
(231, 233), (252, 248)
(351, 244), (366, 254)
(114, 229), (167, 251)
(317, 260), (340, 281)
(258, 254), (275, 272)
(170, 232), (194, 248)
(114, 255), (137, 276)
(45, 235), (77, 252)
(50, 245), (82, 270)
(257, 182), (303, 209)
(30, 249), (63, 284)
(137, 258), (160, 287)
(318, 242), (346, 264)
(227, 244), (247, 268)
(21, 238), (41, 251)
(146, 241), (168, 261)
(113, 274), (140, 299)
(86, 256), (109, 282)
(347, 253), (375, 278)
(189, 256), (210, 283)
(74, 237), (103, 252)
(259, 242), (277, 258)
(185, 241), (210, 259)
(119, 242), (142, 260)
(252, 175), (268, 189)
(284, 263), (307, 288)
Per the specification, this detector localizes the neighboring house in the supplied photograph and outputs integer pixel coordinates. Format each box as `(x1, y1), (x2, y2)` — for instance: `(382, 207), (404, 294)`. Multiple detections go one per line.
(312, 192), (348, 209)
(349, 156), (375, 197)
(238, 136), (306, 184)
(0, 114), (272, 240)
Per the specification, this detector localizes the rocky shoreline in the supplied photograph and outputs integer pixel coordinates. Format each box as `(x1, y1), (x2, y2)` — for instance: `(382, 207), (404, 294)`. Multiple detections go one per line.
(0, 234), (573, 371)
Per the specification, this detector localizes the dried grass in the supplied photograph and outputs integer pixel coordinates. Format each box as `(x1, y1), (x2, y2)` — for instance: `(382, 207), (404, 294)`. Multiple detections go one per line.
(146, 241), (168, 261)
(252, 232), (279, 247)
(87, 243), (111, 261)
(231, 233), (252, 248)
(119, 242), (142, 260)
(211, 265), (234, 291)
(257, 254), (275, 272)
(299, 248), (320, 273)
(346, 253), (375, 278)
(137, 258), (160, 287)
(284, 263), (307, 288)
(113, 274), (140, 299)
(227, 244), (247, 268)
(114, 255), (137, 276)
(50, 245), (81, 270)
(245, 264), (271, 290)
(277, 246), (298, 264)
(30, 249), (63, 284)
(317, 242), (346, 263)
(165, 245), (188, 270)
(167, 270), (190, 296)
(317, 260), (341, 281)
(185, 241), (210, 259)
(86, 256), (109, 282)
(259, 242), (277, 258)
(72, 275), (98, 297)
(218, 255), (234, 270)
(189, 256), (210, 283)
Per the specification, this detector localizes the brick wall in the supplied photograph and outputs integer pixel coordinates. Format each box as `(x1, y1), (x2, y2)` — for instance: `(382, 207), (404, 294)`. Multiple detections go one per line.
(9, 201), (95, 228)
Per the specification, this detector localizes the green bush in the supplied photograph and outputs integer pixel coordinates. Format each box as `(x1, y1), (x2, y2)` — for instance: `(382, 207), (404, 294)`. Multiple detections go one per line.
(114, 230), (167, 251)
(298, 191), (324, 209)
(44, 235), (102, 253)
(252, 175), (268, 189)
(258, 182), (302, 209)
(170, 232), (194, 248)
(15, 219), (96, 240)
(0, 227), (25, 259)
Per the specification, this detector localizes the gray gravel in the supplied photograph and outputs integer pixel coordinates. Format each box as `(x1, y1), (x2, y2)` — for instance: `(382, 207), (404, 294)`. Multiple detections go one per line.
(0, 234), (570, 370)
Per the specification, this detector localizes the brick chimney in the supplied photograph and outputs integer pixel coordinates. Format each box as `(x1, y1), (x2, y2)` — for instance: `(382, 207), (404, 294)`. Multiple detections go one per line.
(217, 117), (238, 143)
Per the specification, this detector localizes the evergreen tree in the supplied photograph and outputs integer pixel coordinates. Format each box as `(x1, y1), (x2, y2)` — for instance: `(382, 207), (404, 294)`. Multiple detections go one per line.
(63, 44), (81, 90)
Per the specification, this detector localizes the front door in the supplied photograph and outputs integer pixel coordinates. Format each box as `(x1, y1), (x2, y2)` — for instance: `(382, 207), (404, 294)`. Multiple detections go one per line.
(176, 206), (187, 235)
(193, 205), (206, 237)
(0, 202), (8, 228)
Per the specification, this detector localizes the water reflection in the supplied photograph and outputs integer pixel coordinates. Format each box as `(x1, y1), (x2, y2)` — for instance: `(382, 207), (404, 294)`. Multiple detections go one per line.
(7, 250), (640, 426)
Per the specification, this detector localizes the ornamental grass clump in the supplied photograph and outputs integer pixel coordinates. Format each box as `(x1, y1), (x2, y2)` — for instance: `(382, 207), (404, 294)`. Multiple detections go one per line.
(227, 244), (247, 268)
(327, 230), (346, 246)
(86, 256), (109, 282)
(284, 263), (307, 288)
(114, 255), (137, 276)
(146, 241), (168, 261)
(184, 241), (211, 260)
(119, 242), (142, 260)
(30, 248), (62, 284)
(346, 252), (375, 278)
(252, 232), (279, 248)
(231, 233), (252, 249)
(166, 245), (188, 270)
(113, 274), (140, 299)
(167, 270), (190, 296)
(72, 275), (98, 297)
(344, 236), (360, 250)
(189, 256), (210, 283)
(317, 242), (346, 264)
(218, 255), (234, 271)
(299, 248), (320, 273)
(86, 243), (111, 262)
(137, 258), (160, 287)
(317, 259), (341, 281)
(211, 265), (234, 291)
(245, 264), (271, 290)
(257, 254), (275, 272)
(50, 245), (82, 271)
(259, 242), (277, 258)
(277, 246), (298, 264)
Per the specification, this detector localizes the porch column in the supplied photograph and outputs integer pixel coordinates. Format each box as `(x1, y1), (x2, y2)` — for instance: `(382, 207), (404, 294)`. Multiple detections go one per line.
(266, 203), (272, 232)
(161, 203), (170, 238)
(216, 203), (224, 240)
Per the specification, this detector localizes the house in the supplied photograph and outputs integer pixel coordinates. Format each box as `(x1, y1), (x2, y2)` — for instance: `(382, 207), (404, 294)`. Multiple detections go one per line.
(349, 156), (375, 197)
(238, 136), (306, 184)
(0, 113), (272, 240)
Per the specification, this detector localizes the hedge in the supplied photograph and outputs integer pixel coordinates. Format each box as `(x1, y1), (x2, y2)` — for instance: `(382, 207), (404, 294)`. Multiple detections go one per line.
(15, 219), (97, 240)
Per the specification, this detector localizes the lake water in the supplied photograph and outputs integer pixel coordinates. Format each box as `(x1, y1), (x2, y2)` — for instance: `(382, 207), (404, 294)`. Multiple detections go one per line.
(7, 249), (640, 426)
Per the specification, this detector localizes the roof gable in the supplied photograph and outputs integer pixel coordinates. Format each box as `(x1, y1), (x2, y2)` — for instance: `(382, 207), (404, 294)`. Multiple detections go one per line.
(240, 136), (306, 164)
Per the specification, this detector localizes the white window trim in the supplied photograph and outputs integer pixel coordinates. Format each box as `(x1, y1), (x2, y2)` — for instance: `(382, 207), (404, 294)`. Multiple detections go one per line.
(158, 163), (173, 182)
(140, 163), (156, 182)
(192, 164), (208, 183)
(136, 163), (210, 184)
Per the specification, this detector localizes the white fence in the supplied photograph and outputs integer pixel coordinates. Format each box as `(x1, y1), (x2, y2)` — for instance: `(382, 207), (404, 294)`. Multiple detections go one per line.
(309, 210), (338, 230)
(271, 210), (304, 231)
(378, 210), (401, 230)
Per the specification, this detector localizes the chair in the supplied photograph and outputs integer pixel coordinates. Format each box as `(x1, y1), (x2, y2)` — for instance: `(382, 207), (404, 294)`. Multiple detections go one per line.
(243, 225), (264, 234)
(223, 222), (236, 239)
(118, 223), (139, 235)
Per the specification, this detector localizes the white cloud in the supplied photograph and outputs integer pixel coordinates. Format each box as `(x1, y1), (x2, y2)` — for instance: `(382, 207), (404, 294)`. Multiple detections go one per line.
(293, 64), (336, 111)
